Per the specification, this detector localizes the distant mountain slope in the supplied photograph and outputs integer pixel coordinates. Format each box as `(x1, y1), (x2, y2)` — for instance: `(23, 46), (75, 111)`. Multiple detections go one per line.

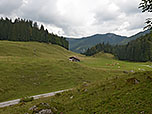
(84, 31), (152, 62)
(67, 33), (127, 53)
(67, 30), (150, 53)
(119, 30), (151, 45)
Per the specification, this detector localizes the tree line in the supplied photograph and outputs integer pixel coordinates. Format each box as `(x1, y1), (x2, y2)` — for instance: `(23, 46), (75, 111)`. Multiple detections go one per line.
(83, 31), (152, 62)
(0, 17), (69, 49)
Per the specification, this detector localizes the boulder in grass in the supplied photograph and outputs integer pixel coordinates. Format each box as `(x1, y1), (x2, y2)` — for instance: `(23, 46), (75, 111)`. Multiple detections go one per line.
(38, 109), (53, 114)
(29, 103), (58, 114)
(123, 71), (129, 74)
(29, 105), (37, 111)
(126, 78), (140, 84)
(130, 70), (135, 73)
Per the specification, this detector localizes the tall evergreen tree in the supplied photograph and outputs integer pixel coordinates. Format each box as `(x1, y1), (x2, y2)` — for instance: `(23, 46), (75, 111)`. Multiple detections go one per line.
(0, 18), (69, 49)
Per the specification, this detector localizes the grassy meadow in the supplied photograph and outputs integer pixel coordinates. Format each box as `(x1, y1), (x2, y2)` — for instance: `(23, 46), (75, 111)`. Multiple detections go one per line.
(0, 41), (129, 102)
(81, 52), (152, 71)
(0, 41), (152, 113)
(1, 71), (152, 114)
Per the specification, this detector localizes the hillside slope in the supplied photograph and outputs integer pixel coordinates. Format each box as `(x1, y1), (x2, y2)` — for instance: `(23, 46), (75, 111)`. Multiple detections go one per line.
(0, 41), (72, 58)
(0, 41), (124, 102)
(1, 71), (152, 114)
(0, 41), (75, 102)
(67, 33), (127, 53)
(116, 31), (152, 62)
(83, 31), (152, 62)
(119, 30), (151, 45)
(1, 41), (152, 114)
(67, 30), (150, 53)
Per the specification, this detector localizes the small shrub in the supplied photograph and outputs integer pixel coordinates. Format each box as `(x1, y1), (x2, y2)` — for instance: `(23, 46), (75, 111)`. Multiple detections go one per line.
(55, 93), (61, 97)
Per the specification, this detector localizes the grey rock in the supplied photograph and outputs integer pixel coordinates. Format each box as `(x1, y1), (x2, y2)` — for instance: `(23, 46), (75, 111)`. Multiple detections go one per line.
(127, 78), (140, 84)
(135, 79), (140, 84)
(130, 70), (134, 73)
(70, 96), (73, 99)
(52, 107), (57, 112)
(29, 105), (37, 111)
(38, 109), (53, 114)
(39, 103), (50, 107)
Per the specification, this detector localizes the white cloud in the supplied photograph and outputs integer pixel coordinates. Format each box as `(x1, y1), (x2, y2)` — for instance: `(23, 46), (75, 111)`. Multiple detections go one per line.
(0, 0), (151, 37)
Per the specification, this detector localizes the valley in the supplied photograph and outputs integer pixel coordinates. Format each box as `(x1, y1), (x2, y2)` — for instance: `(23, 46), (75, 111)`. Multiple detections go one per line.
(0, 0), (152, 113)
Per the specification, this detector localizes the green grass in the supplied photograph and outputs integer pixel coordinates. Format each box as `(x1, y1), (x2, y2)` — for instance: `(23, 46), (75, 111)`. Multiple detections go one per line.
(1, 72), (152, 114)
(81, 52), (152, 71)
(0, 41), (152, 113)
(0, 41), (128, 102)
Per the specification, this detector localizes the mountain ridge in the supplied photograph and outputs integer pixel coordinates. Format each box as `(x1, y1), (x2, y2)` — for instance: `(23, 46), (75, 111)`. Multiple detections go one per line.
(67, 30), (150, 53)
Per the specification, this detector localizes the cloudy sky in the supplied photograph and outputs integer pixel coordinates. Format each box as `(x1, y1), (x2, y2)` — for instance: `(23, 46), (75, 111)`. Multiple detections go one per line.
(0, 0), (151, 38)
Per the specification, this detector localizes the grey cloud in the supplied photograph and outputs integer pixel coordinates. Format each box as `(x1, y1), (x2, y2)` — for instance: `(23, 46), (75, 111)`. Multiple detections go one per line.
(19, 0), (90, 37)
(0, 0), (23, 15)
(0, 0), (151, 37)
(114, 0), (141, 14)
(19, 0), (73, 35)
(127, 13), (150, 30)
(20, 0), (59, 24)
(94, 11), (121, 24)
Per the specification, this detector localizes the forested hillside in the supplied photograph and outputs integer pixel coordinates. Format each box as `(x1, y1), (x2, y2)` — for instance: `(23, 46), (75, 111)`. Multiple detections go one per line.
(67, 33), (127, 53)
(84, 31), (152, 62)
(0, 18), (68, 49)
(67, 30), (150, 53)
(119, 30), (150, 45)
(83, 43), (114, 56)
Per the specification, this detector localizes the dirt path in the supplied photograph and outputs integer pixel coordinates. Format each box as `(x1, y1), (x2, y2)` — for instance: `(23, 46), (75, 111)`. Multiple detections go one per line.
(0, 89), (69, 108)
